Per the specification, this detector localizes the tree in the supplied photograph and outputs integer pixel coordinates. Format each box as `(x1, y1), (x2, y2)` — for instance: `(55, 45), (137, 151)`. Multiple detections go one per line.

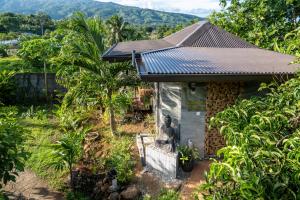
(50, 131), (84, 190)
(0, 107), (29, 191)
(199, 72), (300, 199)
(18, 38), (60, 98)
(106, 15), (128, 45)
(0, 45), (8, 57)
(209, 0), (300, 50)
(58, 13), (139, 135)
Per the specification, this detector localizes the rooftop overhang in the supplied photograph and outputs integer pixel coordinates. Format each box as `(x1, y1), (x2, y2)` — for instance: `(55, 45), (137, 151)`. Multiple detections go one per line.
(135, 47), (300, 83)
(138, 72), (295, 82)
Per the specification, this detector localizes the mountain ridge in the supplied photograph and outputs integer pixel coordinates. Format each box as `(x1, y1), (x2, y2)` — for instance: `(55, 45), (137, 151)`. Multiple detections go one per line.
(0, 0), (201, 26)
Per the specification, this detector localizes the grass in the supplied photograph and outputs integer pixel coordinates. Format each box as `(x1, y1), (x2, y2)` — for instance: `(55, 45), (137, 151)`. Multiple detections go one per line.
(19, 106), (68, 190)
(0, 56), (46, 72)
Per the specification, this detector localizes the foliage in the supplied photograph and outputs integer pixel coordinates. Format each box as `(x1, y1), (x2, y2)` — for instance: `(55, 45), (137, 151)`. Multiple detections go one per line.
(50, 129), (86, 188)
(0, 45), (8, 57)
(157, 189), (179, 200)
(177, 145), (199, 165)
(105, 137), (135, 184)
(22, 107), (67, 188)
(0, 12), (55, 35)
(209, 0), (300, 50)
(200, 74), (300, 199)
(0, 0), (200, 27)
(18, 38), (60, 69)
(0, 56), (27, 72)
(0, 70), (15, 104)
(66, 191), (88, 200)
(0, 106), (29, 190)
(56, 12), (139, 135)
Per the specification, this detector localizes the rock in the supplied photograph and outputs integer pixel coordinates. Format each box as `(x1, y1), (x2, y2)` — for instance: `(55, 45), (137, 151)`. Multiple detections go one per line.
(101, 183), (110, 193)
(108, 192), (120, 200)
(103, 177), (110, 184)
(109, 179), (119, 192)
(164, 180), (182, 191)
(120, 185), (141, 200)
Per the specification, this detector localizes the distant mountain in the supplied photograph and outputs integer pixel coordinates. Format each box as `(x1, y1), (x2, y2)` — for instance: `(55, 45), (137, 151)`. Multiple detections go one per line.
(0, 0), (201, 26)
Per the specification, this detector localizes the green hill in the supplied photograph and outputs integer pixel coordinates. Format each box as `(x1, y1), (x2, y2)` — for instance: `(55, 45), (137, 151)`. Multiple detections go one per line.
(0, 0), (201, 26)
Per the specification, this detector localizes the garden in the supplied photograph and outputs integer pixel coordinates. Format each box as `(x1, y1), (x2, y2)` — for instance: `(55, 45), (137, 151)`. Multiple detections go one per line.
(0, 0), (300, 200)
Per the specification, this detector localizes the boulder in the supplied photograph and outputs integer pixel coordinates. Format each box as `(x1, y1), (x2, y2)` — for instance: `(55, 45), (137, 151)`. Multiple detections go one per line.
(108, 192), (120, 200)
(120, 185), (141, 200)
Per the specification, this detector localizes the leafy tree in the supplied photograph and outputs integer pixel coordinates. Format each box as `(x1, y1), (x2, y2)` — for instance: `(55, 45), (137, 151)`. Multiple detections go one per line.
(106, 15), (128, 45)
(57, 13), (139, 135)
(0, 106), (29, 191)
(209, 0), (300, 50)
(0, 70), (15, 104)
(0, 45), (8, 57)
(50, 130), (85, 189)
(18, 38), (60, 97)
(199, 71), (300, 199)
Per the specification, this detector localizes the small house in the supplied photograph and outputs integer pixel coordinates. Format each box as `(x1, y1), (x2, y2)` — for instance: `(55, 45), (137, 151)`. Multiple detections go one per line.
(103, 21), (300, 158)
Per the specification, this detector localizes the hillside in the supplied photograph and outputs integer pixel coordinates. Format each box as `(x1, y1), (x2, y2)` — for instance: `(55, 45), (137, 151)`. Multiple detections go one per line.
(0, 0), (201, 26)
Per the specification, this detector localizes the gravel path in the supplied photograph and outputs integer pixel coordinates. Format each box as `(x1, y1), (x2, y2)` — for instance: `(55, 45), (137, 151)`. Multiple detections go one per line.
(4, 170), (64, 200)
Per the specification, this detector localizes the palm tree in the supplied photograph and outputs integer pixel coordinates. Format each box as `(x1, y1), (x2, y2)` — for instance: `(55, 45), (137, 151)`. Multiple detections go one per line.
(106, 15), (128, 45)
(60, 12), (138, 135)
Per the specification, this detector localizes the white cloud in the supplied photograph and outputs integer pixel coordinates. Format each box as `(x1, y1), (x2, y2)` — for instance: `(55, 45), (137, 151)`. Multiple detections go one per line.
(95, 0), (221, 17)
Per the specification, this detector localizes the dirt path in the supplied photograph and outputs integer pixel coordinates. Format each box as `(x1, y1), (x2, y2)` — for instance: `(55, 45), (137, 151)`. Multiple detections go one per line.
(4, 170), (64, 200)
(180, 160), (210, 200)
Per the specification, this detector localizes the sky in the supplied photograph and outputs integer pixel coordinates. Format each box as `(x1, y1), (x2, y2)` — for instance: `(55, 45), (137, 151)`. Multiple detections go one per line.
(96, 0), (222, 17)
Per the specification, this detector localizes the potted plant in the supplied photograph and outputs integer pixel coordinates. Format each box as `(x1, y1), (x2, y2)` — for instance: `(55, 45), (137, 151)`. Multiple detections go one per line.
(177, 145), (199, 172)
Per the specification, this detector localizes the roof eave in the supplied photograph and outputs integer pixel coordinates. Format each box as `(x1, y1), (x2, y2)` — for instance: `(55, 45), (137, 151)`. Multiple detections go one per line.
(139, 73), (295, 82)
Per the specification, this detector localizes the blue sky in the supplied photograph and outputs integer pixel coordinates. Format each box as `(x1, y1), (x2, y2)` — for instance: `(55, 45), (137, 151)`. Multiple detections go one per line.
(96, 0), (222, 17)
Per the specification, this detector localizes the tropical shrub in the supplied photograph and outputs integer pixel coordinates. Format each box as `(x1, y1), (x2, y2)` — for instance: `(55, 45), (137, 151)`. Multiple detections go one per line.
(0, 70), (15, 104)
(0, 45), (8, 57)
(50, 129), (86, 188)
(200, 74), (300, 199)
(0, 106), (29, 190)
(105, 138), (135, 184)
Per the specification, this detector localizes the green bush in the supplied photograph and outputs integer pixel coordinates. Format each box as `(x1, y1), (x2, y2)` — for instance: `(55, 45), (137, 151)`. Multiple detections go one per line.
(0, 45), (8, 58)
(106, 138), (135, 184)
(157, 189), (179, 200)
(0, 70), (16, 104)
(200, 75), (300, 199)
(0, 106), (29, 190)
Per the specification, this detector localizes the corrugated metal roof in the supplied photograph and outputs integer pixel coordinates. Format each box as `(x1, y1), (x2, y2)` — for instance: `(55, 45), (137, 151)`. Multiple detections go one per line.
(163, 22), (205, 45)
(140, 47), (300, 76)
(103, 39), (172, 57)
(102, 21), (256, 61)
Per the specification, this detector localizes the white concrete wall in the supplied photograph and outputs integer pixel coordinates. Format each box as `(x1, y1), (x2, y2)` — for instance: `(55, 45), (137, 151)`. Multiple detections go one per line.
(180, 83), (206, 158)
(158, 82), (181, 133)
(156, 82), (207, 159)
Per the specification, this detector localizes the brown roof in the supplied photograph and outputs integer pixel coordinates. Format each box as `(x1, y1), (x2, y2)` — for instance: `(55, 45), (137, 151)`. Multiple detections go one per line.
(102, 21), (255, 61)
(137, 47), (300, 82)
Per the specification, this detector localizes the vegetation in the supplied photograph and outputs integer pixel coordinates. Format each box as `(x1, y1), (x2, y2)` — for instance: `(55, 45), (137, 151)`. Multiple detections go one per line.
(50, 130), (86, 189)
(200, 74), (300, 199)
(0, 70), (15, 104)
(210, 0), (300, 52)
(56, 13), (139, 135)
(105, 138), (135, 184)
(0, 0), (200, 26)
(0, 106), (29, 191)
(0, 12), (55, 35)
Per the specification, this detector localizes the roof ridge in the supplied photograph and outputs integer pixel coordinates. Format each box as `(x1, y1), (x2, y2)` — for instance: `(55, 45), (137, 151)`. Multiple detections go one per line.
(141, 46), (180, 55)
(177, 21), (209, 46)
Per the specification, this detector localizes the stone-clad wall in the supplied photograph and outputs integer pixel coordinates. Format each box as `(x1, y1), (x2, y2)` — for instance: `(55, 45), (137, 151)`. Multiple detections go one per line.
(14, 73), (66, 103)
(204, 82), (242, 156)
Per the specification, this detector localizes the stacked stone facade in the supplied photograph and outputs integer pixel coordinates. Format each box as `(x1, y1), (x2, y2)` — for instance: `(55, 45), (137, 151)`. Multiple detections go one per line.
(204, 82), (243, 155)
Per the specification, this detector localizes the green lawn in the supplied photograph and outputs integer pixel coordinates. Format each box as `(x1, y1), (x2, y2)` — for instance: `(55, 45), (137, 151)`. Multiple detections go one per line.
(19, 106), (68, 189)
